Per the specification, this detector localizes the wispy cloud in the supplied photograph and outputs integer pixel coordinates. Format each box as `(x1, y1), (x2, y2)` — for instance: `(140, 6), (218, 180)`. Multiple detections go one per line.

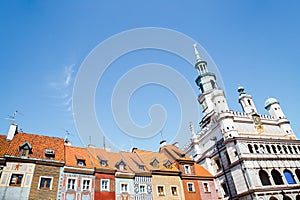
(49, 64), (75, 114)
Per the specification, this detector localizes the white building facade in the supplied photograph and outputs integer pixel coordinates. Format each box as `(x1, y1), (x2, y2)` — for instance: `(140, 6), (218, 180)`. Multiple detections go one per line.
(183, 45), (300, 200)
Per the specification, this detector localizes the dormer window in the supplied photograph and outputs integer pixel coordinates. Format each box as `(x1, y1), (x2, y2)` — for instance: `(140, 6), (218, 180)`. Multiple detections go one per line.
(138, 165), (145, 171)
(19, 142), (32, 157)
(21, 149), (29, 157)
(45, 149), (55, 159)
(100, 160), (107, 167)
(164, 160), (172, 169)
(97, 156), (108, 167)
(150, 158), (159, 168)
(77, 159), (86, 166)
(184, 165), (191, 174)
(115, 160), (126, 170)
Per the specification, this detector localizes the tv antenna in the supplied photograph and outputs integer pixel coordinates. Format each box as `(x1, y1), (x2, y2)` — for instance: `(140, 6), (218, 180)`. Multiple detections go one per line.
(159, 129), (164, 140)
(62, 129), (72, 143)
(5, 110), (24, 123)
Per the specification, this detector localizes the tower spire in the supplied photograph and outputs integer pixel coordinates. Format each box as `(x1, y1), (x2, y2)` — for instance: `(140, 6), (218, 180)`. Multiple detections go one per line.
(193, 43), (201, 62)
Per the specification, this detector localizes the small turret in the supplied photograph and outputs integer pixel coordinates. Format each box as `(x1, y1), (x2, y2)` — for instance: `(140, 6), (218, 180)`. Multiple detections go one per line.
(265, 97), (294, 137)
(190, 122), (201, 159)
(238, 85), (257, 114)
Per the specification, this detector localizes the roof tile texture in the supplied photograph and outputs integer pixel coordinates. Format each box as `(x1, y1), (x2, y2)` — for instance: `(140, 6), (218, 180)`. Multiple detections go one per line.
(5, 132), (65, 162)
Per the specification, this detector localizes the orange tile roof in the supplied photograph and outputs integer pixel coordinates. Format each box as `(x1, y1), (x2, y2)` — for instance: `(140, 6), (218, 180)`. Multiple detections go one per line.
(134, 149), (179, 172)
(65, 146), (93, 168)
(160, 144), (193, 161)
(88, 147), (134, 173)
(120, 151), (149, 173)
(5, 132), (65, 162)
(87, 147), (114, 170)
(195, 164), (213, 178)
(0, 134), (11, 157)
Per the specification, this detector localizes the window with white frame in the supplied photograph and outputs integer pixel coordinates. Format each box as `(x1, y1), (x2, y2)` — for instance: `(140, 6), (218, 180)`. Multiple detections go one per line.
(170, 186), (178, 196)
(203, 182), (210, 192)
(184, 165), (191, 174)
(121, 183), (128, 193)
(67, 178), (76, 190)
(187, 182), (195, 192)
(101, 179), (110, 191)
(157, 185), (165, 196)
(82, 179), (91, 191)
(139, 184), (146, 193)
(9, 174), (23, 186)
(38, 176), (53, 190)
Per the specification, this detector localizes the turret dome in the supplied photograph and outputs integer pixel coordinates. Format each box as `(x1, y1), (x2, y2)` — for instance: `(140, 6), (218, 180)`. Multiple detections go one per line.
(264, 97), (278, 108)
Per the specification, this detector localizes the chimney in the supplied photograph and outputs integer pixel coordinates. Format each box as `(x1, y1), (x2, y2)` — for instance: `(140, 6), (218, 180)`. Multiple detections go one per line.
(160, 140), (167, 148)
(130, 147), (138, 152)
(64, 137), (72, 146)
(105, 146), (111, 152)
(7, 123), (18, 140)
(172, 142), (179, 148)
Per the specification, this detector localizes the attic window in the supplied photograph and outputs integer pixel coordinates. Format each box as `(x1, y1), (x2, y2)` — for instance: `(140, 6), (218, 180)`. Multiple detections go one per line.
(138, 165), (145, 171)
(119, 164), (124, 170)
(45, 149), (55, 158)
(150, 158), (159, 168)
(164, 160), (172, 169)
(77, 159), (86, 166)
(19, 142), (32, 157)
(100, 160), (107, 167)
(115, 160), (126, 170)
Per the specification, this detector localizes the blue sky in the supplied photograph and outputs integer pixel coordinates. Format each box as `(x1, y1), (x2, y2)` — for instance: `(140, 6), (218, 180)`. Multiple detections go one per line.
(0, 1), (299, 151)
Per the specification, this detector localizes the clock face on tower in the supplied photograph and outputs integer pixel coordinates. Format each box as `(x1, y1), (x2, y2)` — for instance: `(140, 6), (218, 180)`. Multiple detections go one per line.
(252, 114), (261, 125)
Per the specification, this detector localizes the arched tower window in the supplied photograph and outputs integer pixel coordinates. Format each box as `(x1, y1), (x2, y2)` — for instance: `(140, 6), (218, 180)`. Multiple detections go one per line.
(293, 146), (298, 154)
(277, 145), (282, 153)
(283, 196), (292, 200)
(254, 144), (259, 153)
(283, 145), (288, 154)
(284, 169), (295, 184)
(296, 195), (300, 200)
(248, 144), (253, 153)
(269, 197), (278, 200)
(266, 145), (271, 154)
(271, 169), (284, 185)
(199, 83), (204, 93)
(271, 145), (277, 153)
(259, 170), (271, 186)
(248, 99), (252, 105)
(210, 80), (216, 89)
(288, 146), (293, 154)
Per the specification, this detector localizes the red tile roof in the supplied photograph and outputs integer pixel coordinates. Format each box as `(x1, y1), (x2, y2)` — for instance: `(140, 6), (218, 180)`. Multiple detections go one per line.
(5, 132), (65, 162)
(0, 134), (11, 157)
(65, 146), (93, 168)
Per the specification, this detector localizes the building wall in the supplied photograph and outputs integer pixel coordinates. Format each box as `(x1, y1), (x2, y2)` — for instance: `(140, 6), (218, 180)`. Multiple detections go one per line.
(134, 176), (152, 200)
(115, 177), (134, 200)
(0, 162), (35, 200)
(57, 169), (95, 200)
(28, 164), (60, 200)
(198, 180), (218, 200)
(182, 179), (200, 200)
(152, 174), (184, 200)
(94, 173), (115, 200)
